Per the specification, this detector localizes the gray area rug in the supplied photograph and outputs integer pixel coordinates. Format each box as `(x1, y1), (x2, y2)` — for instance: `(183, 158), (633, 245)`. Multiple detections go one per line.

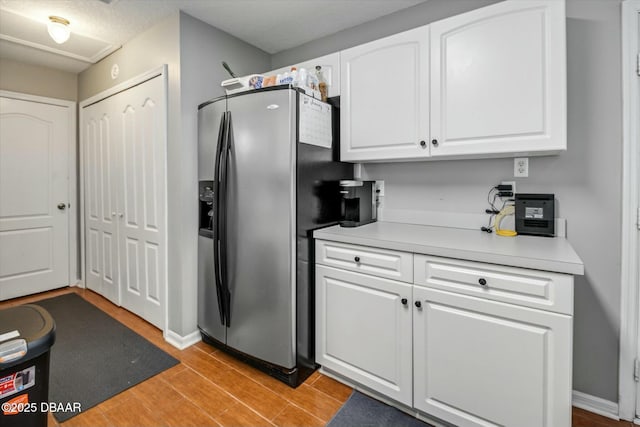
(328, 391), (434, 427)
(35, 293), (179, 422)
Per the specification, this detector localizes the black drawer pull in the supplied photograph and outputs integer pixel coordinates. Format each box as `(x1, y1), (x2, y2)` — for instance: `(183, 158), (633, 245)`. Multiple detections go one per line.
(478, 278), (487, 286)
(354, 256), (361, 263)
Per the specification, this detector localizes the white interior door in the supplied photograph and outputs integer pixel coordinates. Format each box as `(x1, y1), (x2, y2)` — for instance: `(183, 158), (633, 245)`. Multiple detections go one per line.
(116, 76), (166, 329)
(635, 8), (640, 420)
(83, 100), (120, 304)
(82, 74), (166, 329)
(0, 96), (70, 300)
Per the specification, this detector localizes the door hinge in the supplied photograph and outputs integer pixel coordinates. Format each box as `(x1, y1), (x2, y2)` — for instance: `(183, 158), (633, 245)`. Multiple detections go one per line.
(634, 359), (639, 382)
(637, 207), (640, 230)
(637, 53), (640, 76)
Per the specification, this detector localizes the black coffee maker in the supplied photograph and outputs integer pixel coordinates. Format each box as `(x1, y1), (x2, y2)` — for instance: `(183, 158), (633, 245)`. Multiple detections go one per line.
(339, 180), (377, 227)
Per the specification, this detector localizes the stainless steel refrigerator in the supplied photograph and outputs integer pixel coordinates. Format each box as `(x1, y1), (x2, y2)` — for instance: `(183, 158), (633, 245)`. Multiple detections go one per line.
(197, 86), (351, 387)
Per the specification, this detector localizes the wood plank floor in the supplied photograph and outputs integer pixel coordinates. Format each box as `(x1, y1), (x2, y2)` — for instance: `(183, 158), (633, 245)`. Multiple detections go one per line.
(0, 287), (633, 427)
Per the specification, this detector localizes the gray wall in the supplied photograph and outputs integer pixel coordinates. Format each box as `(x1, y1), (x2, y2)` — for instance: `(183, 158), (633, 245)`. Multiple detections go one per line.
(77, 11), (269, 337)
(0, 58), (78, 101)
(78, 13), (185, 333)
(176, 12), (270, 334)
(271, 0), (499, 69)
(273, 0), (623, 402)
(77, 13), (180, 102)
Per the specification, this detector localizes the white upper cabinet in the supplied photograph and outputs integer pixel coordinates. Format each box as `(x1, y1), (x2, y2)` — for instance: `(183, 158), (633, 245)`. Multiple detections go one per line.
(340, 26), (430, 162)
(339, 0), (566, 162)
(429, 0), (566, 157)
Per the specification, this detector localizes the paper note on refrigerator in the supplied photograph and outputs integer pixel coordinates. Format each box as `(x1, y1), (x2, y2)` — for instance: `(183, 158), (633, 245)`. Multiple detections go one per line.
(299, 94), (332, 149)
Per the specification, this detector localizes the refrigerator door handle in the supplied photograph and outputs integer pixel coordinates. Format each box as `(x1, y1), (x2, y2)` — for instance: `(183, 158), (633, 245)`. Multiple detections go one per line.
(213, 111), (227, 326)
(220, 112), (233, 326)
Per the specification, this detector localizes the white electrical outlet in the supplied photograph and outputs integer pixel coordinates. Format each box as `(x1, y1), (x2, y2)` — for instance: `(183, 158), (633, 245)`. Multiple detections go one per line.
(375, 180), (385, 196)
(501, 181), (516, 195)
(514, 157), (529, 177)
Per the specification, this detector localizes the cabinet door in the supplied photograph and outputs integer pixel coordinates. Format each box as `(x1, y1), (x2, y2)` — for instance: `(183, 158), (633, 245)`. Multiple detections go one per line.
(316, 265), (413, 405)
(430, 0), (566, 157)
(413, 287), (572, 427)
(340, 26), (429, 162)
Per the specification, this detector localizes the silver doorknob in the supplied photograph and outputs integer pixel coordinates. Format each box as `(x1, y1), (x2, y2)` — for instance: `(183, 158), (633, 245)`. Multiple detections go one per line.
(57, 203), (66, 210)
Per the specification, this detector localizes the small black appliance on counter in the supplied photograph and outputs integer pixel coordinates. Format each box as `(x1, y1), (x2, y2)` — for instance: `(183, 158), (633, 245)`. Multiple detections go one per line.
(515, 193), (555, 237)
(339, 180), (377, 227)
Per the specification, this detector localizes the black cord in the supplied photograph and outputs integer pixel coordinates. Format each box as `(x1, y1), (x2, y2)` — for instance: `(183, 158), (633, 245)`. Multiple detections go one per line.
(483, 185), (511, 233)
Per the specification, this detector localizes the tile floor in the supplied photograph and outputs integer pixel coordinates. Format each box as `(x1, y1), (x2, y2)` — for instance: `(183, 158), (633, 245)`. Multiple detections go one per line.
(0, 287), (632, 427)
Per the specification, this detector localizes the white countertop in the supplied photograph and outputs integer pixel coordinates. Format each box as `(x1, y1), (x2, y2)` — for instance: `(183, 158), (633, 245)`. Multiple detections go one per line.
(314, 222), (584, 275)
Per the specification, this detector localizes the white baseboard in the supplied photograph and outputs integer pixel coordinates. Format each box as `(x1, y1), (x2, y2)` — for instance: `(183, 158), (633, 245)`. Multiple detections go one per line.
(70, 280), (85, 288)
(572, 390), (619, 420)
(164, 329), (201, 350)
(320, 371), (619, 423)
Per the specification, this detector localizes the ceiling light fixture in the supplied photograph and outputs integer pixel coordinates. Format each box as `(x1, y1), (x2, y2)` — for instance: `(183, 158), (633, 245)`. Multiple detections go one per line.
(47, 16), (71, 44)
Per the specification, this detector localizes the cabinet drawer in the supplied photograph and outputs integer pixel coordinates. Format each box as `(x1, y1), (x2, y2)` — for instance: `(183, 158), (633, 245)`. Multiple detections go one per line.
(316, 240), (413, 283)
(414, 255), (573, 315)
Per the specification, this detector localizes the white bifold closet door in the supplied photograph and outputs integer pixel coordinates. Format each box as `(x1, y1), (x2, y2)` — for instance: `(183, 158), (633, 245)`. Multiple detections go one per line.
(83, 75), (166, 329)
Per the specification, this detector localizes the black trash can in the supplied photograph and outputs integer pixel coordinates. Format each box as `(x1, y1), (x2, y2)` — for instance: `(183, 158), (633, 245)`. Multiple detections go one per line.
(0, 304), (55, 427)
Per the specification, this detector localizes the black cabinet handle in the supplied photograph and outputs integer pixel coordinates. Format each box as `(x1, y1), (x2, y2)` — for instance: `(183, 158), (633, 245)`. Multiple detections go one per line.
(478, 278), (487, 286)
(415, 301), (422, 308)
(401, 298), (408, 305)
(431, 139), (439, 147)
(419, 140), (427, 148)
(354, 256), (360, 263)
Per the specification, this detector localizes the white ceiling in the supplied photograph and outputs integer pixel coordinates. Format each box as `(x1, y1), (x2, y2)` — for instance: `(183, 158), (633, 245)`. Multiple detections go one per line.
(0, 0), (427, 74)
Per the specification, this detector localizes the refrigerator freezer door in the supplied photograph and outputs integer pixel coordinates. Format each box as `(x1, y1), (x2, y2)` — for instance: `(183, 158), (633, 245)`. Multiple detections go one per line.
(198, 98), (226, 181)
(197, 99), (227, 342)
(225, 88), (297, 369)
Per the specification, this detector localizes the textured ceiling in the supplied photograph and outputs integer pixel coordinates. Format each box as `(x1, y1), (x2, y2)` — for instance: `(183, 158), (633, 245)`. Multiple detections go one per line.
(179, 0), (428, 54)
(0, 0), (427, 73)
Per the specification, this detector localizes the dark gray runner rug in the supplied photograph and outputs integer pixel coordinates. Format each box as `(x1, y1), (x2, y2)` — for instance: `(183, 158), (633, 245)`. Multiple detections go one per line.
(328, 391), (434, 427)
(35, 293), (179, 422)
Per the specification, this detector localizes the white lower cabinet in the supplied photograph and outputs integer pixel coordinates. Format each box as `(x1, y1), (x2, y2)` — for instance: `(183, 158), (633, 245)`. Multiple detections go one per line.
(413, 286), (572, 427)
(315, 240), (574, 426)
(315, 264), (413, 406)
